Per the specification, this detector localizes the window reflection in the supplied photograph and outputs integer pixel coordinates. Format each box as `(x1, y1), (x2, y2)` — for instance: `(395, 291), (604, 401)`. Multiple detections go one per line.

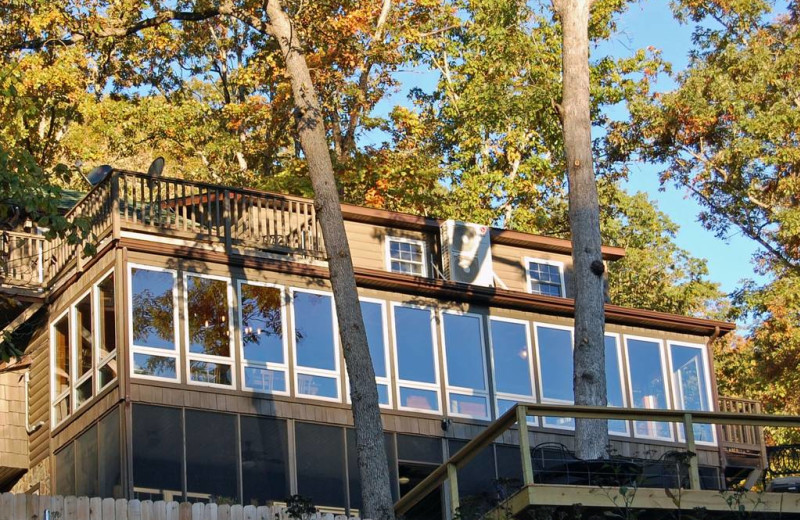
(361, 300), (390, 405)
(131, 268), (176, 350)
(536, 325), (574, 429)
(394, 305), (439, 412)
(671, 343), (714, 442)
(293, 292), (336, 371)
(442, 313), (488, 419)
(241, 284), (283, 363)
(186, 276), (230, 357)
(605, 335), (628, 435)
(627, 338), (672, 440)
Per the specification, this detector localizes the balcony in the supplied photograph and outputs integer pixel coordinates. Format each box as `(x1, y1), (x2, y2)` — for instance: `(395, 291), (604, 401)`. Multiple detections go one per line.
(0, 171), (326, 295)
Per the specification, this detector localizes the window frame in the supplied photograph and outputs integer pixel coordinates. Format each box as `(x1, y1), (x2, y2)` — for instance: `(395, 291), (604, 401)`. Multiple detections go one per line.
(183, 272), (236, 389)
(604, 332), (631, 437)
(50, 307), (72, 428)
(533, 322), (576, 430)
(385, 236), (428, 277)
(391, 302), (441, 414)
(289, 287), (342, 403)
(487, 316), (538, 424)
(127, 263), (181, 383)
(94, 270), (117, 393)
(667, 340), (717, 446)
(72, 287), (95, 412)
(524, 257), (565, 297)
(623, 334), (674, 442)
(237, 280), (290, 397)
(345, 297), (393, 409)
(440, 310), (491, 420)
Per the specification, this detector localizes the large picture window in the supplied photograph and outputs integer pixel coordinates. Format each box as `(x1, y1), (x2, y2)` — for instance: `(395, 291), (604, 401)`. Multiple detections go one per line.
(184, 273), (234, 387)
(292, 290), (340, 401)
(96, 273), (117, 391)
(670, 342), (715, 444)
(52, 310), (71, 424)
(489, 318), (535, 419)
(129, 265), (179, 381)
(442, 311), (489, 419)
(347, 299), (391, 406)
(535, 324), (574, 429)
(625, 336), (673, 440)
(393, 304), (440, 413)
(605, 334), (629, 436)
(239, 282), (288, 395)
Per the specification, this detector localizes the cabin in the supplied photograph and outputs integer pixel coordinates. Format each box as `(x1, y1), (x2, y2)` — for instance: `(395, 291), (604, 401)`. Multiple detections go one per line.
(0, 169), (771, 517)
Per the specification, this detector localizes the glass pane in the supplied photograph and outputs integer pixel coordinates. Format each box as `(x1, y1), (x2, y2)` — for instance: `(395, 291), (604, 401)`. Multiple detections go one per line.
(99, 360), (117, 389)
(397, 435), (442, 464)
(537, 326), (573, 401)
(347, 430), (397, 510)
(189, 361), (232, 385)
(76, 294), (93, 378)
(131, 268), (175, 350)
(293, 292), (336, 371)
(605, 336), (628, 435)
(54, 315), (70, 394)
(76, 377), (93, 406)
(295, 422), (346, 508)
(671, 344), (714, 442)
(490, 320), (533, 397)
(394, 306), (436, 384)
(240, 284), (284, 363)
(186, 410), (237, 502)
(186, 276), (230, 357)
(627, 338), (671, 439)
(297, 373), (338, 399)
(361, 301), (387, 378)
(133, 353), (176, 379)
(449, 440), (496, 503)
(449, 393), (489, 419)
(55, 443), (75, 496)
(543, 416), (575, 429)
(98, 274), (116, 360)
(244, 366), (286, 393)
(241, 416), (290, 506)
(495, 444), (524, 491)
(399, 387), (438, 411)
(99, 408), (122, 498)
(377, 383), (390, 406)
(132, 405), (183, 501)
(76, 424), (99, 497)
(443, 313), (485, 391)
(54, 396), (70, 424)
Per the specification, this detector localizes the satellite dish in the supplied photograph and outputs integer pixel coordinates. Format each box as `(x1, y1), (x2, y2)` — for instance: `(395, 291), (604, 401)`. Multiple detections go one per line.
(147, 157), (165, 177)
(86, 165), (113, 186)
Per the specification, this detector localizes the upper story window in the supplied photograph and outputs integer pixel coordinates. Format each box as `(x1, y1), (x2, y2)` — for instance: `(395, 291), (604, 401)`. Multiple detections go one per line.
(386, 237), (427, 276)
(625, 336), (673, 441)
(129, 265), (179, 381)
(392, 304), (439, 413)
(489, 317), (535, 420)
(184, 273), (234, 387)
(239, 282), (288, 395)
(291, 289), (340, 401)
(442, 311), (490, 420)
(526, 258), (564, 297)
(669, 341), (715, 444)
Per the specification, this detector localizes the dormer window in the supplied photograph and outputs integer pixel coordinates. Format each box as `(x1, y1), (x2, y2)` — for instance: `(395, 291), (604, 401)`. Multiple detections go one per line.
(526, 258), (564, 297)
(386, 237), (427, 276)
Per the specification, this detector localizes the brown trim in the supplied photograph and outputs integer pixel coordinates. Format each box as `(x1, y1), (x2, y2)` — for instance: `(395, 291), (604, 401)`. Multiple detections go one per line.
(117, 237), (734, 337)
(491, 228), (626, 260)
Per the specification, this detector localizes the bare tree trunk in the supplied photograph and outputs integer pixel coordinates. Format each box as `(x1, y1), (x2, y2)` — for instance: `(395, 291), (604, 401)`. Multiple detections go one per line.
(264, 2), (396, 518)
(555, 0), (608, 459)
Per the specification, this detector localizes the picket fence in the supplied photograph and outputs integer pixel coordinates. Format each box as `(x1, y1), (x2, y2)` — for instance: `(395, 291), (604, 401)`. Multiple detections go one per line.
(0, 494), (366, 520)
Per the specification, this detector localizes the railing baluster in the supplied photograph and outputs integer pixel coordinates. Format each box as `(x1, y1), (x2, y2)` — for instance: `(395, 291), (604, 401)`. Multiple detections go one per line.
(517, 405), (534, 487)
(684, 413), (701, 490)
(446, 463), (459, 518)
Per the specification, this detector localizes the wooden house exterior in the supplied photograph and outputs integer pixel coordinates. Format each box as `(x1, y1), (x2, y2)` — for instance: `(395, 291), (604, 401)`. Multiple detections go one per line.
(0, 170), (764, 517)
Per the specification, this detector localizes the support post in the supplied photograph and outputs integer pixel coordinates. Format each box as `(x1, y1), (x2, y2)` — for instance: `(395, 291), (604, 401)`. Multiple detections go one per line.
(684, 412), (701, 490)
(223, 189), (232, 254)
(517, 405), (534, 486)
(447, 462), (459, 518)
(111, 172), (121, 240)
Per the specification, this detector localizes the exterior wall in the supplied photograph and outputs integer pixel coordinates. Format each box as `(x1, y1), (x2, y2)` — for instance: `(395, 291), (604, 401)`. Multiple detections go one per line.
(491, 243), (574, 296)
(344, 221), (435, 274)
(10, 458), (50, 495)
(0, 370), (28, 471)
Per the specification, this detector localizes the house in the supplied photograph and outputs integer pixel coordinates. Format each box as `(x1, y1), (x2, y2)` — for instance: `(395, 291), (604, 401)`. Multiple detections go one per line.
(0, 168), (765, 517)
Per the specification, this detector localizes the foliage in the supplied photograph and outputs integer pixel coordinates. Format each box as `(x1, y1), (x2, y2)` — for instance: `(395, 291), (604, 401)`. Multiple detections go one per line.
(284, 494), (317, 520)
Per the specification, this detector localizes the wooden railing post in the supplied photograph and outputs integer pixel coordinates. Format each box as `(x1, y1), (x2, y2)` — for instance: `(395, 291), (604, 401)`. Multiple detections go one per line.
(517, 405), (534, 487)
(111, 172), (121, 240)
(223, 189), (232, 254)
(447, 462), (459, 518)
(683, 412), (701, 490)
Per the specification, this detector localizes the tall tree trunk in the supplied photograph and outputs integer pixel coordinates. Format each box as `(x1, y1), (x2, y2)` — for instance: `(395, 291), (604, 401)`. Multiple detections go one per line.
(555, 0), (608, 459)
(264, 2), (396, 518)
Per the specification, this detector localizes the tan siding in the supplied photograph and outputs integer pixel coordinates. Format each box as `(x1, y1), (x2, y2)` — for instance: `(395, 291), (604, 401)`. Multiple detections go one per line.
(344, 221), (434, 273)
(0, 371), (28, 470)
(28, 336), (49, 466)
(491, 243), (574, 296)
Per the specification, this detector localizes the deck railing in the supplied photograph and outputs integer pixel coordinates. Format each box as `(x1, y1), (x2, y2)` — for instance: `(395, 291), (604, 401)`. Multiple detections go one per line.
(394, 402), (800, 518)
(0, 171), (326, 290)
(718, 396), (766, 457)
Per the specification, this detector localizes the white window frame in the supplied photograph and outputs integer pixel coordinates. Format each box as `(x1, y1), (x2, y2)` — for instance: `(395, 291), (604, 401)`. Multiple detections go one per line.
(183, 272), (236, 389)
(50, 307), (72, 428)
(533, 322), (576, 431)
(95, 270), (117, 393)
(391, 302), (441, 414)
(345, 297), (393, 409)
(127, 263), (180, 383)
(623, 334), (674, 442)
(290, 288), (342, 403)
(72, 287), (94, 412)
(440, 310), (491, 420)
(524, 257), (565, 297)
(385, 236), (428, 277)
(667, 340), (717, 446)
(487, 316), (538, 425)
(604, 332), (630, 437)
(237, 280), (289, 397)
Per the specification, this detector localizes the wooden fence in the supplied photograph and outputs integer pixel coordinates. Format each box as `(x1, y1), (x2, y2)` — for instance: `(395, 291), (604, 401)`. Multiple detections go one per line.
(0, 494), (365, 520)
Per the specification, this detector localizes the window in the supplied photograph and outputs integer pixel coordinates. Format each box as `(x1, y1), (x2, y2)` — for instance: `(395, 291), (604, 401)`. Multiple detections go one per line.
(184, 273), (234, 387)
(55, 443), (75, 496)
(605, 334), (629, 436)
(392, 304), (440, 413)
(96, 273), (117, 391)
(129, 265), (179, 381)
(239, 282), (288, 395)
(386, 237), (427, 276)
(132, 405), (184, 501)
(241, 416), (290, 505)
(489, 318), (535, 420)
(625, 336), (673, 440)
(526, 259), (564, 297)
(441, 312), (490, 419)
(52, 310), (71, 424)
(534, 324), (574, 429)
(295, 422), (347, 509)
(74, 292), (93, 408)
(346, 299), (391, 406)
(291, 290), (341, 401)
(185, 410), (237, 501)
(670, 342), (715, 444)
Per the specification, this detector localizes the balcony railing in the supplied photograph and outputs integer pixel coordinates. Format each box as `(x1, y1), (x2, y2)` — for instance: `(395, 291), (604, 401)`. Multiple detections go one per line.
(1, 171), (326, 290)
(718, 396), (766, 457)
